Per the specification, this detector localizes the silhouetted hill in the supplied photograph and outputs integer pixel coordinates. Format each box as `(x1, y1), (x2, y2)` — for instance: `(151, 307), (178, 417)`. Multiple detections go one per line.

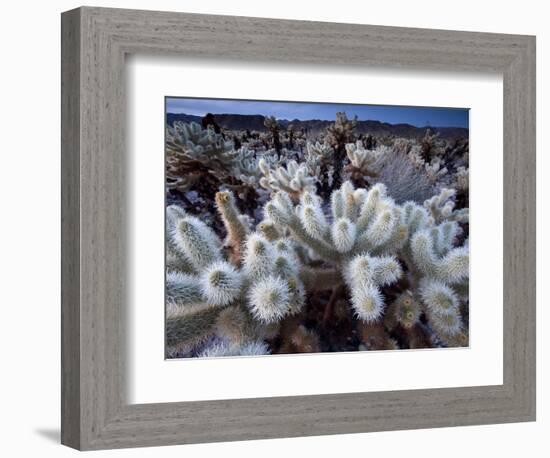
(166, 113), (202, 125)
(166, 113), (468, 140)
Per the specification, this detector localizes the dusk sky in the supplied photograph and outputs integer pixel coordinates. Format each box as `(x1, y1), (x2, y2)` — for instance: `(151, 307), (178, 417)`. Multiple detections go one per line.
(166, 97), (469, 128)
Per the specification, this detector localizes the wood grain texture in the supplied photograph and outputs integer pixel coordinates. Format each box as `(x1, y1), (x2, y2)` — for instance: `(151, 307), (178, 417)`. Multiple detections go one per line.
(60, 8), (81, 449)
(61, 6), (536, 450)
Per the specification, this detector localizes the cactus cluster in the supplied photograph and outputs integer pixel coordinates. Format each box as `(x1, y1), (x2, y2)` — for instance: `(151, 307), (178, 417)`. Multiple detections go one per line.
(304, 141), (336, 190)
(343, 141), (382, 187)
(167, 180), (469, 356)
(166, 121), (235, 193)
(259, 159), (316, 199)
(165, 111), (469, 358)
(166, 121), (284, 209)
(166, 191), (310, 356)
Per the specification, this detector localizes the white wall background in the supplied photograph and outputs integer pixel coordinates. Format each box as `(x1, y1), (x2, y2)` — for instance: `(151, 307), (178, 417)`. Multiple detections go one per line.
(0, 1), (546, 456)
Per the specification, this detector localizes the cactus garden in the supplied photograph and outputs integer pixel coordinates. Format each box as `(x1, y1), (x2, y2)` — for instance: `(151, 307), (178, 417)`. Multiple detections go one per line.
(165, 98), (470, 358)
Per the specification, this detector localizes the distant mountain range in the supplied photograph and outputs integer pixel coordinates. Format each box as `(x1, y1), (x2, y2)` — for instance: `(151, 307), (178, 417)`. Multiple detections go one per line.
(166, 112), (469, 140)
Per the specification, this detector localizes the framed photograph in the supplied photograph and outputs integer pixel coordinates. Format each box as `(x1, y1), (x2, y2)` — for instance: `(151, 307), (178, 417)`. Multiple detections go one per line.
(61, 6), (536, 450)
(164, 97), (471, 360)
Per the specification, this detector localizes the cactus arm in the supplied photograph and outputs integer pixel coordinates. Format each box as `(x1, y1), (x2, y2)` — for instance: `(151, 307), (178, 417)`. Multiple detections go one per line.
(165, 305), (226, 352)
(215, 191), (249, 260)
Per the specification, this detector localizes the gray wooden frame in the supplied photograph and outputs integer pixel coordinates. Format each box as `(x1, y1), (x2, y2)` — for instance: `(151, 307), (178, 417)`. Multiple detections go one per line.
(61, 6), (536, 451)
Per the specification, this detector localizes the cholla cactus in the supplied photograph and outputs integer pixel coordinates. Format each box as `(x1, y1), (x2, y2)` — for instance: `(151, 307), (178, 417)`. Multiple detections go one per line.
(200, 261), (243, 306)
(453, 166), (469, 192)
(261, 178), (469, 348)
(326, 112), (357, 152)
(407, 144), (425, 169)
(284, 124), (307, 151)
(326, 112), (358, 186)
(264, 116), (282, 152)
(166, 304), (227, 355)
(223, 148), (282, 204)
(424, 188), (469, 224)
(392, 138), (413, 155)
(305, 141), (334, 161)
(166, 122), (269, 210)
(259, 159), (316, 200)
(225, 147), (259, 184)
(166, 121), (235, 192)
(424, 156), (448, 183)
(384, 291), (422, 331)
(214, 190), (249, 261)
(396, 198), (469, 346)
(413, 252), (468, 345)
(419, 128), (445, 160)
(264, 181), (405, 321)
(265, 181), (410, 260)
(445, 137), (470, 166)
(173, 215), (222, 270)
(344, 254), (402, 322)
(165, 190), (308, 357)
(198, 339), (270, 358)
(166, 127), (470, 355)
(248, 276), (291, 323)
(304, 141), (335, 190)
(410, 230), (468, 284)
(344, 141), (383, 186)
(408, 145), (449, 186)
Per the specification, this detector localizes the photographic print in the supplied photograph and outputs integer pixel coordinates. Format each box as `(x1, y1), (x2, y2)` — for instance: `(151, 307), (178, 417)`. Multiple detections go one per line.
(165, 97), (469, 359)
